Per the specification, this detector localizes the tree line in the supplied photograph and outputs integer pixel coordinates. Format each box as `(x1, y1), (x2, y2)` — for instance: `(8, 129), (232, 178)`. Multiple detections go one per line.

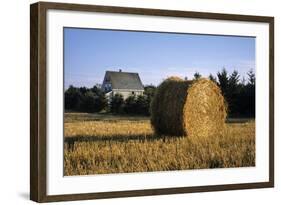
(210, 68), (255, 118)
(65, 68), (255, 118)
(65, 84), (156, 116)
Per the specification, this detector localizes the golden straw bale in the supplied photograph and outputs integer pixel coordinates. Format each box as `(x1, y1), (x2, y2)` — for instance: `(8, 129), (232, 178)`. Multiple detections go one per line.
(151, 77), (226, 137)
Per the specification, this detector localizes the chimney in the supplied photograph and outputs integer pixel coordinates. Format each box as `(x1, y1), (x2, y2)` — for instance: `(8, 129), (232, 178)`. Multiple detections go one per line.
(119, 69), (122, 72)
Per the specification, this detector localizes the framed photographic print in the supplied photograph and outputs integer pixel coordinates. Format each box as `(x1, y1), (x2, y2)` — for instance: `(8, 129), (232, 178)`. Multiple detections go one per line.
(30, 1), (274, 202)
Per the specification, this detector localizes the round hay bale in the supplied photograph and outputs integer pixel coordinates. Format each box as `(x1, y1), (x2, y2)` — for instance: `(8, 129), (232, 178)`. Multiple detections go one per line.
(150, 77), (226, 137)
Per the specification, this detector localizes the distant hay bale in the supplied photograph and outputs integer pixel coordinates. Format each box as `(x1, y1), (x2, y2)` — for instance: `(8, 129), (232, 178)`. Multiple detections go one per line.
(151, 77), (226, 137)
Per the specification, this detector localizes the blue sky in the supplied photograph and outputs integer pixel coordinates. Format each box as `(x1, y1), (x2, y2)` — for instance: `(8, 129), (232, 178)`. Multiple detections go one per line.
(64, 28), (255, 88)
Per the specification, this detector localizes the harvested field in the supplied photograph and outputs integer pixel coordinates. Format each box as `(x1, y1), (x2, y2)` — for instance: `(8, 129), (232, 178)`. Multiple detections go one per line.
(64, 113), (255, 176)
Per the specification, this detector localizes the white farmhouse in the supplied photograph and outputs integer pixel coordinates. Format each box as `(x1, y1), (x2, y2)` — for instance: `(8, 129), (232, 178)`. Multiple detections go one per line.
(101, 70), (144, 99)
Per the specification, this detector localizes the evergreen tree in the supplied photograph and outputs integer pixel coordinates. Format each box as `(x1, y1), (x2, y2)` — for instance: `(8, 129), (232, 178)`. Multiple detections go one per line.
(135, 95), (150, 115)
(193, 72), (202, 80)
(81, 90), (107, 113)
(247, 69), (255, 86)
(124, 95), (137, 114)
(209, 74), (217, 83)
(217, 68), (229, 99)
(110, 93), (124, 113)
(228, 70), (240, 116)
(64, 85), (83, 110)
(247, 69), (255, 117)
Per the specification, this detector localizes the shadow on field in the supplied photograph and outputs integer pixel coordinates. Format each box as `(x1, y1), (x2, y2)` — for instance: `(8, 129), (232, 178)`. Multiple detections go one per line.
(226, 118), (253, 123)
(64, 134), (184, 150)
(64, 112), (150, 123)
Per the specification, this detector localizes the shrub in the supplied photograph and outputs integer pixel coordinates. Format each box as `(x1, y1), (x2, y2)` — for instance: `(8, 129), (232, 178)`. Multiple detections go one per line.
(81, 91), (107, 113)
(110, 93), (124, 114)
(124, 95), (137, 114)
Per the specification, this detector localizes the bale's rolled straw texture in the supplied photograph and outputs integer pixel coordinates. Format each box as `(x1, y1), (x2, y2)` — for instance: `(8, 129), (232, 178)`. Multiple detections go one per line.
(151, 77), (226, 137)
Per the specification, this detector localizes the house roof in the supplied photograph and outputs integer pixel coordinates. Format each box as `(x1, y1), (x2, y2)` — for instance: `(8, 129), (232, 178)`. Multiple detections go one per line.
(105, 71), (144, 90)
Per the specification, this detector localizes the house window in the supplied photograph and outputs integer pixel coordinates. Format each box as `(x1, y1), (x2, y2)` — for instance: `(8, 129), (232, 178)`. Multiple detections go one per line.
(104, 83), (111, 91)
(132, 91), (135, 95)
